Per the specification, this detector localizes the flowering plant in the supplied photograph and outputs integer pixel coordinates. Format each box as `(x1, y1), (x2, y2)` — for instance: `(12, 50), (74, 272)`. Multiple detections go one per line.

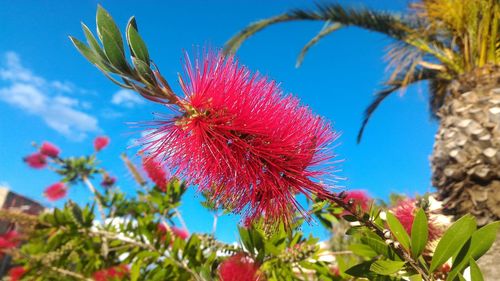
(1, 6), (499, 281)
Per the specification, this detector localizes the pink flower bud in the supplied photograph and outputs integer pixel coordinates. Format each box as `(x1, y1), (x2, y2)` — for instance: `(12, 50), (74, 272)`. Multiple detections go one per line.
(44, 182), (67, 201)
(24, 153), (47, 169)
(94, 136), (110, 152)
(40, 141), (60, 158)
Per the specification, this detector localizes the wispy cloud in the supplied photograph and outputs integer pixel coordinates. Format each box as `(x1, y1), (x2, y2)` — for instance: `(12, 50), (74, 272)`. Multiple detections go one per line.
(0, 51), (101, 141)
(111, 89), (144, 108)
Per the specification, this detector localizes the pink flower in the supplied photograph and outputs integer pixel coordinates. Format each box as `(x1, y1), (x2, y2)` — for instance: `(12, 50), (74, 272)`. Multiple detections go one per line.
(93, 265), (129, 281)
(171, 226), (189, 240)
(142, 157), (168, 191)
(40, 141), (60, 158)
(142, 52), (336, 225)
(331, 266), (340, 276)
(392, 199), (442, 242)
(94, 136), (110, 152)
(24, 153), (47, 169)
(157, 223), (189, 242)
(8, 266), (26, 281)
(44, 183), (67, 201)
(0, 231), (19, 250)
(219, 254), (263, 281)
(100, 175), (116, 188)
(342, 190), (371, 214)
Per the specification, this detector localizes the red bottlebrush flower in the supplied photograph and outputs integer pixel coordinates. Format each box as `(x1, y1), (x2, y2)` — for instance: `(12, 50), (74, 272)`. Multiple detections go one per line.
(219, 254), (263, 281)
(23, 153), (47, 169)
(93, 265), (129, 281)
(331, 266), (340, 276)
(142, 157), (168, 191)
(44, 182), (67, 201)
(94, 136), (110, 152)
(157, 223), (189, 242)
(171, 226), (189, 240)
(100, 175), (116, 188)
(142, 52), (336, 225)
(343, 190), (371, 213)
(0, 231), (19, 250)
(8, 266), (26, 281)
(392, 199), (442, 242)
(40, 141), (60, 158)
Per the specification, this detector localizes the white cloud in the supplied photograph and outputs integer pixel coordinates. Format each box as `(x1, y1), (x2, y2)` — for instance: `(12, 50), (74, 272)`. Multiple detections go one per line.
(111, 89), (144, 108)
(0, 52), (100, 141)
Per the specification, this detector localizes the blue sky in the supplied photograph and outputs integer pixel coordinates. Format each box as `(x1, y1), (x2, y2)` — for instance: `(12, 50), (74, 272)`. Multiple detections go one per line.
(0, 0), (437, 242)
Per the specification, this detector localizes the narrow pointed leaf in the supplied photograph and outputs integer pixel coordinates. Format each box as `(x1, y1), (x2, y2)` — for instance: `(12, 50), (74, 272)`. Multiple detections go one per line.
(96, 5), (124, 51)
(101, 28), (129, 73)
(127, 16), (150, 63)
(386, 211), (410, 250)
(132, 57), (156, 86)
(410, 208), (428, 258)
(430, 214), (476, 272)
(469, 259), (483, 281)
(69, 36), (101, 67)
(470, 221), (500, 260)
(409, 274), (422, 281)
(81, 23), (107, 61)
(369, 260), (406, 275)
(447, 222), (499, 280)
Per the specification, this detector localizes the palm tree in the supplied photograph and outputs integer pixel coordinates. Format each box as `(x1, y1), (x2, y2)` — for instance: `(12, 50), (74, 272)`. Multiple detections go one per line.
(225, 0), (500, 226)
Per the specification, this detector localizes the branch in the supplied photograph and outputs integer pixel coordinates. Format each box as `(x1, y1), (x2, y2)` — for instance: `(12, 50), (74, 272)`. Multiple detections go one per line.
(82, 176), (109, 257)
(325, 193), (431, 280)
(86, 229), (203, 281)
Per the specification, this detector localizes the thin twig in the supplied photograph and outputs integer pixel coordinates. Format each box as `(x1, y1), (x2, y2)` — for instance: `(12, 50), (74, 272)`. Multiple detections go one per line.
(82, 176), (109, 257)
(212, 213), (219, 234)
(174, 208), (189, 234)
(49, 266), (94, 281)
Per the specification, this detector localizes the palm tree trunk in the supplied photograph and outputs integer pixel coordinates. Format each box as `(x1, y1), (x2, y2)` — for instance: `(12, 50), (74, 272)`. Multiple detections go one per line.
(431, 66), (500, 279)
(431, 65), (500, 226)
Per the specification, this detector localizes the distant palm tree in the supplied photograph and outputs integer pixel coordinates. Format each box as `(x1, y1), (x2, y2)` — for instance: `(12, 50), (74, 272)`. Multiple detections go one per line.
(225, 0), (500, 225)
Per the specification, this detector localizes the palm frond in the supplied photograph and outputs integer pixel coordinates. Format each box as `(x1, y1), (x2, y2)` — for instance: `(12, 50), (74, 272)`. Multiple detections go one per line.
(296, 22), (342, 67)
(224, 3), (415, 55)
(357, 69), (439, 143)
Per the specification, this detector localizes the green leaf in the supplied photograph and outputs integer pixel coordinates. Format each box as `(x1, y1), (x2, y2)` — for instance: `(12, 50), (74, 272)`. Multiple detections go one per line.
(70, 202), (84, 225)
(81, 23), (107, 62)
(361, 237), (394, 259)
(349, 243), (378, 258)
(101, 28), (129, 73)
(238, 227), (254, 255)
(409, 274), (423, 281)
(370, 260), (406, 275)
(447, 222), (499, 280)
(96, 6), (129, 73)
(69, 36), (101, 67)
(96, 5), (123, 52)
(469, 258), (483, 281)
(131, 260), (141, 281)
(342, 214), (358, 222)
(430, 214), (476, 272)
(470, 221), (500, 260)
(345, 261), (373, 278)
(410, 208), (428, 259)
(132, 57), (156, 85)
(386, 211), (410, 250)
(126, 16), (150, 63)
